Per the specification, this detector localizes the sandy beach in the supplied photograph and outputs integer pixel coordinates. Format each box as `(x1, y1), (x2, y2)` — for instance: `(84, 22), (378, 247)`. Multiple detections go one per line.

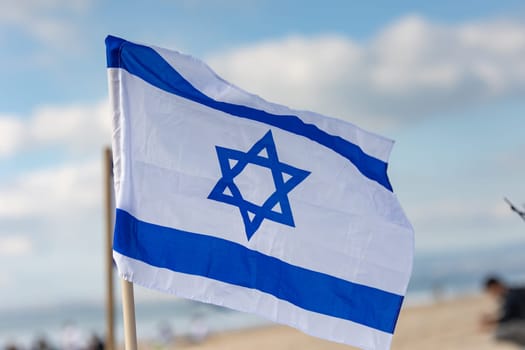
(140, 294), (519, 350)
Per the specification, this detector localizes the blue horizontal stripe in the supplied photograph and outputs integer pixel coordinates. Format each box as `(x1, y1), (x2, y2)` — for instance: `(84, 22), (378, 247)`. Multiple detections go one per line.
(105, 35), (392, 191)
(113, 209), (403, 333)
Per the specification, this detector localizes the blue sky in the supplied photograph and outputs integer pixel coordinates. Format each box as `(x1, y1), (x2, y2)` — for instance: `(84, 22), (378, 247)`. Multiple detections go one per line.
(1, 0), (525, 309)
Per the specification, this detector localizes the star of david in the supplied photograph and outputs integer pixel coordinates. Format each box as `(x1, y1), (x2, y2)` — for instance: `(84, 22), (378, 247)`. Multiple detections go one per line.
(208, 130), (310, 240)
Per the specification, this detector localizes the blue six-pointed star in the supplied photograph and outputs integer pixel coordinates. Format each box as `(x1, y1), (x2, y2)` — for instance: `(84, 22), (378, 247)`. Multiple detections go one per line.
(208, 130), (310, 240)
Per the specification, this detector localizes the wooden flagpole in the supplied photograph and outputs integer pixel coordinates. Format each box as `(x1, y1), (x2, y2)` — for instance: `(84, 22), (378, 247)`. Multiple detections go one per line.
(104, 146), (138, 350)
(104, 147), (116, 350)
(121, 279), (138, 350)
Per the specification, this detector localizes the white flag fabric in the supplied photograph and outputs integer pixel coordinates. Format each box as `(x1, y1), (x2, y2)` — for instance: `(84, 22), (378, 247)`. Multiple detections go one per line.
(106, 35), (414, 350)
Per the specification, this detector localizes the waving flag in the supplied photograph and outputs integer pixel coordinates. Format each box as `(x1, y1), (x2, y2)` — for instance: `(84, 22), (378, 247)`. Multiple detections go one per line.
(106, 35), (414, 350)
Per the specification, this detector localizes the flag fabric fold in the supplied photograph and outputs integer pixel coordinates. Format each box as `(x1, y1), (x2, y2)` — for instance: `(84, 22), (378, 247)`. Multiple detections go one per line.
(106, 35), (414, 350)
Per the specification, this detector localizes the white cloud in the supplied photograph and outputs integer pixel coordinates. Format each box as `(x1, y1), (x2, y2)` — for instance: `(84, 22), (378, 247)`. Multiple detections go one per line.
(0, 0), (91, 47)
(0, 159), (101, 219)
(0, 99), (110, 158)
(0, 157), (105, 307)
(30, 101), (111, 151)
(0, 116), (24, 156)
(2, 15), (522, 157)
(208, 15), (525, 130)
(0, 236), (33, 256)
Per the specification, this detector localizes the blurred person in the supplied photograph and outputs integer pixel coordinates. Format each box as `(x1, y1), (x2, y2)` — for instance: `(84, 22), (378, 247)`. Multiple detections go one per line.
(480, 276), (525, 346)
(86, 333), (104, 350)
(31, 336), (53, 350)
(4, 343), (20, 350)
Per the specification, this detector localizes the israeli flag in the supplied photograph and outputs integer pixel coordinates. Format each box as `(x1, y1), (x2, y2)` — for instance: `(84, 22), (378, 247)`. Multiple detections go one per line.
(106, 35), (414, 350)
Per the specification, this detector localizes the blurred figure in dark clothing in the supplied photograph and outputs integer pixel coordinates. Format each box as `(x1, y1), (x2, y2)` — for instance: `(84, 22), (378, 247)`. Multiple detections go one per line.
(86, 334), (104, 350)
(480, 276), (525, 346)
(31, 336), (53, 350)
